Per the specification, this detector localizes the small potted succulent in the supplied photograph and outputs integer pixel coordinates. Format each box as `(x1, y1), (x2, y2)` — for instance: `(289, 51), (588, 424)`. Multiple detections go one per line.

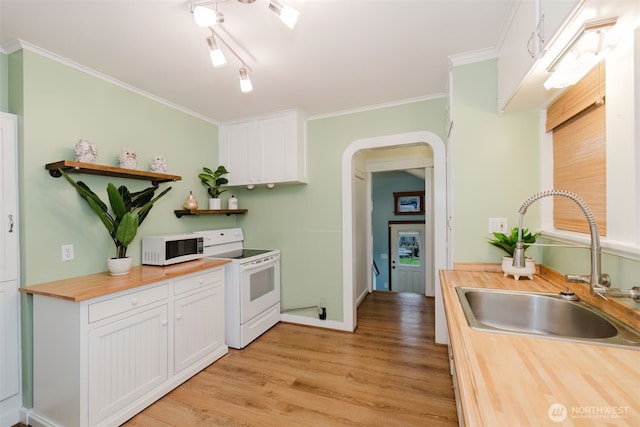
(488, 227), (540, 280)
(60, 169), (172, 275)
(199, 166), (229, 210)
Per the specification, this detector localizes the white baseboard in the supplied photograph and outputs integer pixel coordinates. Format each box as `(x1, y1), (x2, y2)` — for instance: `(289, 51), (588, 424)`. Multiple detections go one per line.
(280, 313), (352, 331)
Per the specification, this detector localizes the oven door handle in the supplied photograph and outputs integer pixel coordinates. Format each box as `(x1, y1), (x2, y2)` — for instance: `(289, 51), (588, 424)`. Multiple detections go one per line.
(240, 255), (279, 272)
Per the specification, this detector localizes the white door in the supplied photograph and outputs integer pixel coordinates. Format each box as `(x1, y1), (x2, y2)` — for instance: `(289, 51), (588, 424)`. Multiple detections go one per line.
(390, 223), (428, 294)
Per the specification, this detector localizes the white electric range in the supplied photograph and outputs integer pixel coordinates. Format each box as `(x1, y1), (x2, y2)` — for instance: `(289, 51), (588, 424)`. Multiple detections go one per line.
(194, 228), (280, 349)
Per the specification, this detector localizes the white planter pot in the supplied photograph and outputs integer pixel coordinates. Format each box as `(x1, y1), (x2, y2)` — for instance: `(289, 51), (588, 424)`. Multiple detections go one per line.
(501, 256), (535, 280)
(107, 257), (133, 276)
(208, 198), (221, 210)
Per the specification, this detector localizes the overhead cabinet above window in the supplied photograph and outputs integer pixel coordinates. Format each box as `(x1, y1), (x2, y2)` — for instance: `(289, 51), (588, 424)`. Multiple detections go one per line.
(498, 0), (580, 112)
(219, 109), (308, 188)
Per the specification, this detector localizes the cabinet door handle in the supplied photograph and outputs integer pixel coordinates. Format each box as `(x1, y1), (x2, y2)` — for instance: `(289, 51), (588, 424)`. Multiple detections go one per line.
(537, 14), (545, 45)
(161, 319), (168, 327)
(131, 298), (139, 306)
(527, 32), (535, 58)
(8, 214), (14, 233)
(176, 314), (183, 320)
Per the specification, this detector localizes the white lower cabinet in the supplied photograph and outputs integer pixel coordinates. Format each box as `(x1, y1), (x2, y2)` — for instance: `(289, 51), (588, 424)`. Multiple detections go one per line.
(448, 344), (465, 427)
(30, 267), (227, 427)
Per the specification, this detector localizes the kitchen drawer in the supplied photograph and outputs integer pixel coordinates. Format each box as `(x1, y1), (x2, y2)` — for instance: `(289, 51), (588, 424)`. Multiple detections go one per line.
(174, 269), (222, 295)
(89, 283), (169, 323)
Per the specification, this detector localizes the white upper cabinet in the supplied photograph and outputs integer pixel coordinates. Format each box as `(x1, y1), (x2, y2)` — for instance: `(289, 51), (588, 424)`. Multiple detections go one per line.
(539, 0), (581, 53)
(498, 0), (580, 113)
(219, 110), (307, 188)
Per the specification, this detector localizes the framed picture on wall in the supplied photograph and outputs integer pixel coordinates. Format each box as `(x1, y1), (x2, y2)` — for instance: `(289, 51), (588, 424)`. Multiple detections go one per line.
(393, 191), (425, 215)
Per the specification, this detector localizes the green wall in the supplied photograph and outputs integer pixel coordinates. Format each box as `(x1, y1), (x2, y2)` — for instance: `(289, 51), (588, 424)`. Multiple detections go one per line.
(451, 59), (541, 264)
(234, 100), (448, 320)
(1, 52), (8, 111)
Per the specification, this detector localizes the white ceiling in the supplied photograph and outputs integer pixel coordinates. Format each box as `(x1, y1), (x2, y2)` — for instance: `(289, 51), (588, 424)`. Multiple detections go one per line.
(0, 0), (513, 123)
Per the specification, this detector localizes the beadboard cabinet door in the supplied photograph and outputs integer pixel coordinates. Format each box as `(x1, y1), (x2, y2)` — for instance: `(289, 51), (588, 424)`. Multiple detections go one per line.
(219, 110), (307, 188)
(174, 286), (224, 374)
(88, 305), (169, 426)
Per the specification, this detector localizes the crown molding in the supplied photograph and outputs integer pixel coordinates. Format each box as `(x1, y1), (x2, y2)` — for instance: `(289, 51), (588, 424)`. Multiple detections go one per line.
(307, 94), (447, 121)
(448, 48), (498, 68)
(0, 39), (219, 125)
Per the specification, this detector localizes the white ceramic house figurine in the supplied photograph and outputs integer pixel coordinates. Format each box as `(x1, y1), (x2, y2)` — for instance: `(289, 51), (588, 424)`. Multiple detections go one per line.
(74, 139), (97, 163)
(118, 147), (137, 169)
(150, 155), (167, 173)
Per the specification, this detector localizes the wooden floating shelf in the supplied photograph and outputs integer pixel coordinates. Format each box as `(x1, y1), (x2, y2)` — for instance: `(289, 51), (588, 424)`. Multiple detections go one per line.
(174, 209), (248, 218)
(45, 160), (182, 185)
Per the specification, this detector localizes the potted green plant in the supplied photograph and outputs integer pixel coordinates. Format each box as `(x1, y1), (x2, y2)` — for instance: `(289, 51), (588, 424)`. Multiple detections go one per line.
(60, 169), (172, 275)
(199, 166), (229, 210)
(488, 227), (540, 280)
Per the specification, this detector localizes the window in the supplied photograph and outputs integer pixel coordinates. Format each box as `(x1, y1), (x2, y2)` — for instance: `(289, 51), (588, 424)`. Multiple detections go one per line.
(398, 231), (421, 266)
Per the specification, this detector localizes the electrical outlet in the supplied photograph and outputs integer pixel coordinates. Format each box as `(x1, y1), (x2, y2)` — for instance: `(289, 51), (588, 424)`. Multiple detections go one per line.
(489, 218), (508, 233)
(62, 244), (74, 261)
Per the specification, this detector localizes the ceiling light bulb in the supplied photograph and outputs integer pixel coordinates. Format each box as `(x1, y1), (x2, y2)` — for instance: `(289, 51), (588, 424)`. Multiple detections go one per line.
(206, 36), (227, 68)
(269, 0), (299, 30)
(239, 68), (253, 93)
(193, 6), (224, 27)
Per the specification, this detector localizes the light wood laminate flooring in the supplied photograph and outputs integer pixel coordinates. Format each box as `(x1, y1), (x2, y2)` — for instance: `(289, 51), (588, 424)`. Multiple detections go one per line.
(123, 291), (458, 426)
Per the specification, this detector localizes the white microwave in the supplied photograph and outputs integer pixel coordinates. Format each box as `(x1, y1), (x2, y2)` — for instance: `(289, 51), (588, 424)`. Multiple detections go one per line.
(142, 234), (204, 266)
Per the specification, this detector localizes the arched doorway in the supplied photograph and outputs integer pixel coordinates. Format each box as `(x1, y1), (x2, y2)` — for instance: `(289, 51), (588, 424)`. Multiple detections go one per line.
(341, 131), (450, 344)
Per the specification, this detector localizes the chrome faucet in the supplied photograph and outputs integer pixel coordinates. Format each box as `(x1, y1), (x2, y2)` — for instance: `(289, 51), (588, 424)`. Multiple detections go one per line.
(514, 190), (640, 303)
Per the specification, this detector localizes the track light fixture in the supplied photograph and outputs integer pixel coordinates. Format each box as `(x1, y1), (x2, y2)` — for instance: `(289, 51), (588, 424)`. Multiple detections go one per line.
(193, 5), (224, 27)
(206, 35), (227, 68)
(239, 67), (253, 93)
(190, 0), (300, 93)
(268, 0), (300, 30)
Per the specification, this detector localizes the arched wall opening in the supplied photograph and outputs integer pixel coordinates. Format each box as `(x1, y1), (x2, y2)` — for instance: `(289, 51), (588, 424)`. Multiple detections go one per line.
(341, 131), (449, 344)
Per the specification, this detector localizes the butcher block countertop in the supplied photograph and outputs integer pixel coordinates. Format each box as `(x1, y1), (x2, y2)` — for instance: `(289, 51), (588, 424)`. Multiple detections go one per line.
(441, 266), (640, 426)
(20, 258), (230, 302)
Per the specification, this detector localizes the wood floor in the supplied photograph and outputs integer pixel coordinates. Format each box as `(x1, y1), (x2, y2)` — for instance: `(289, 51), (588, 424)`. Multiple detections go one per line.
(123, 291), (458, 426)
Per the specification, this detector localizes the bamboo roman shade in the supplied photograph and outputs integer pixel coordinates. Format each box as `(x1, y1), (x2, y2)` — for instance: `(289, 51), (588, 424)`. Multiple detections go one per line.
(547, 62), (606, 236)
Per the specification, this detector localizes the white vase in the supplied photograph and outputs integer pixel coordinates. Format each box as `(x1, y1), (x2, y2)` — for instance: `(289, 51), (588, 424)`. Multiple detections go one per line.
(107, 257), (133, 276)
(501, 256), (536, 280)
(208, 198), (221, 210)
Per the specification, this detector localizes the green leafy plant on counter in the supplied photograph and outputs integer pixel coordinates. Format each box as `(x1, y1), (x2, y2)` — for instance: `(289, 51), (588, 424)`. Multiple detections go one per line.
(488, 227), (540, 257)
(59, 168), (172, 258)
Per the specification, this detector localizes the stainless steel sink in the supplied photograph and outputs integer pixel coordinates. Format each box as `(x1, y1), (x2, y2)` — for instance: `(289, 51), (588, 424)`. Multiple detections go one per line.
(456, 287), (640, 350)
